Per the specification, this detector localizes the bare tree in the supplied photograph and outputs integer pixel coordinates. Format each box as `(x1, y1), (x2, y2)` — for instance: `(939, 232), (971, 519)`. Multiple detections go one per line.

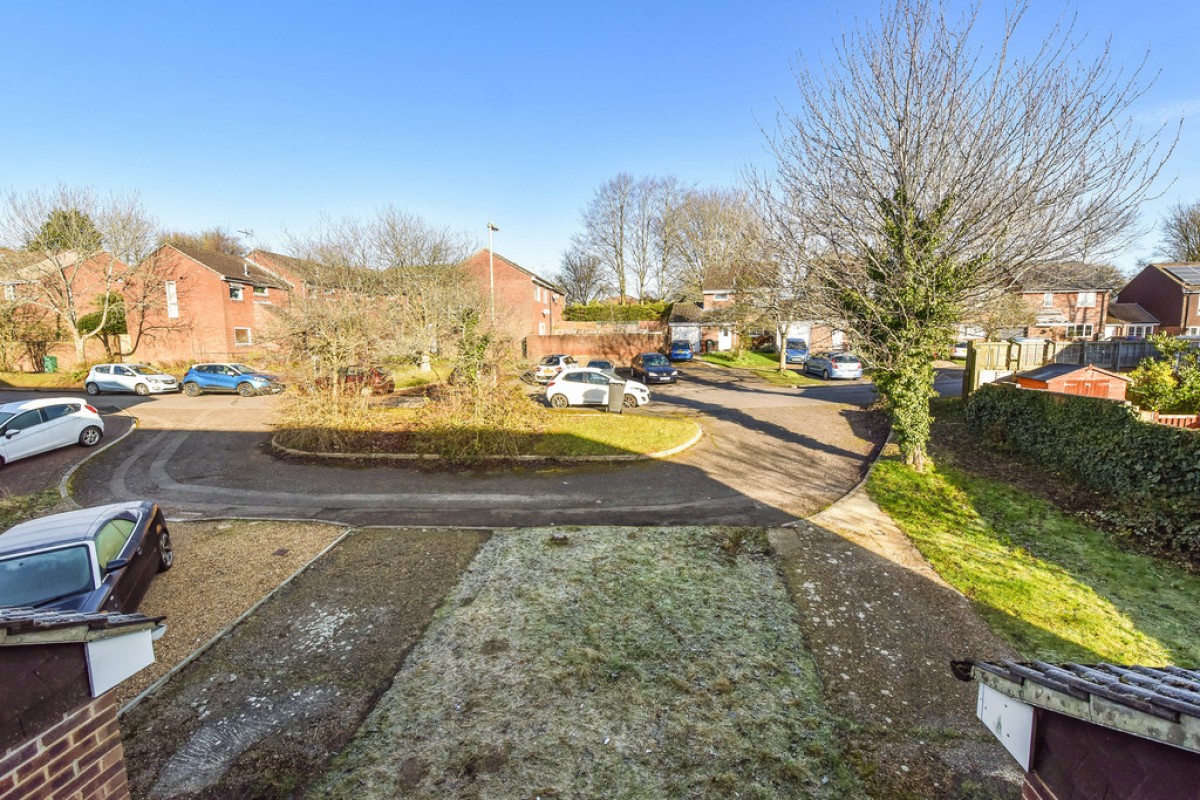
(758, 0), (1173, 469)
(579, 174), (635, 302)
(651, 175), (688, 300)
(1, 185), (158, 363)
(555, 242), (609, 304)
(160, 226), (247, 255)
(673, 188), (760, 301)
(1160, 200), (1200, 262)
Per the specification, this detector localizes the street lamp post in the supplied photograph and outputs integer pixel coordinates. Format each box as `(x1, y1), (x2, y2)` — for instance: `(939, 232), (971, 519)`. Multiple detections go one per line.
(487, 222), (499, 322)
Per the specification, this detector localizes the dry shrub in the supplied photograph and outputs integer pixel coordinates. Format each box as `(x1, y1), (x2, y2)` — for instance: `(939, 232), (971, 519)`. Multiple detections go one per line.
(274, 392), (380, 453)
(412, 379), (547, 461)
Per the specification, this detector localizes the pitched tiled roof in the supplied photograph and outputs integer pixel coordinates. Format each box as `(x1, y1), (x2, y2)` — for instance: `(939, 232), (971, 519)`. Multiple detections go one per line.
(0, 606), (162, 644)
(170, 244), (291, 290)
(1018, 363), (1131, 383)
(953, 659), (1200, 752)
(1019, 262), (1118, 292)
(1107, 302), (1159, 325)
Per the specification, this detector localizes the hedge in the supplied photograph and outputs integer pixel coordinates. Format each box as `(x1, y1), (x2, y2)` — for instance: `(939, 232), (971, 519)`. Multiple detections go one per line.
(966, 383), (1200, 558)
(562, 302), (670, 322)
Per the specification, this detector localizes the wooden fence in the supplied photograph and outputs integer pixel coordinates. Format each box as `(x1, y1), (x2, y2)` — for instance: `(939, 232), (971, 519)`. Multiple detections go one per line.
(1141, 411), (1200, 430)
(963, 340), (1159, 395)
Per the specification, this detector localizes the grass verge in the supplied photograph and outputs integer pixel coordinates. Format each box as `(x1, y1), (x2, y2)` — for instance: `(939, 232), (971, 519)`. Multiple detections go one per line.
(0, 489), (62, 529)
(699, 352), (824, 386)
(868, 445), (1200, 665)
(0, 370), (84, 390)
(314, 527), (860, 800)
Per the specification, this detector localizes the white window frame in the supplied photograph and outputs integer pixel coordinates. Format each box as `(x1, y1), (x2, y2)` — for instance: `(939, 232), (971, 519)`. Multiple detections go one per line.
(229, 284), (244, 301)
(233, 327), (252, 346)
(3, 285), (14, 302)
(1042, 292), (1054, 308)
(713, 292), (730, 302)
(534, 285), (542, 301)
(253, 285), (269, 298)
(1187, 326), (1200, 336)
(165, 281), (178, 319)
(1127, 324), (1153, 337)
(1076, 291), (1096, 308)
(538, 321), (547, 335)
(1065, 323), (1093, 338)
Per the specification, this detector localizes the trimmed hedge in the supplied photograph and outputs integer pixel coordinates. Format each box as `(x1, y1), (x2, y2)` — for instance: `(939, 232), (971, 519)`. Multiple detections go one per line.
(562, 301), (670, 322)
(966, 383), (1200, 558)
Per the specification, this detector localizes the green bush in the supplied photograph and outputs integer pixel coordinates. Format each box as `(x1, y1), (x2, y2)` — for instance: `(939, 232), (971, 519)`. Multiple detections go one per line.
(966, 383), (1200, 558)
(562, 301), (669, 322)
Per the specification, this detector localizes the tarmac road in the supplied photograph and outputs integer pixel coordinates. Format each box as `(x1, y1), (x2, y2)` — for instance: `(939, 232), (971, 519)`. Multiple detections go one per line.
(51, 363), (961, 527)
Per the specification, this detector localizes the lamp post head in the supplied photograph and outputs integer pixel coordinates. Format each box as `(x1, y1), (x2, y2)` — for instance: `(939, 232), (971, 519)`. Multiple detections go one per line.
(487, 222), (500, 232)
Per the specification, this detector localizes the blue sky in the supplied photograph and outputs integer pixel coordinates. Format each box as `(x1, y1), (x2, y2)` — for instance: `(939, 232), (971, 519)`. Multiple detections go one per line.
(3, 1), (1198, 278)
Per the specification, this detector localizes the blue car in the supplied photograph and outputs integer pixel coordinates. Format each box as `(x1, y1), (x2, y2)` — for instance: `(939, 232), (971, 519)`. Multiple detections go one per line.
(668, 341), (695, 362)
(784, 338), (809, 364)
(182, 363), (285, 397)
(631, 353), (678, 384)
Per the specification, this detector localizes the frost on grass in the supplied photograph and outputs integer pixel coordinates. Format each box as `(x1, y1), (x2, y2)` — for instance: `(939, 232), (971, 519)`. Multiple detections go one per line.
(314, 527), (859, 799)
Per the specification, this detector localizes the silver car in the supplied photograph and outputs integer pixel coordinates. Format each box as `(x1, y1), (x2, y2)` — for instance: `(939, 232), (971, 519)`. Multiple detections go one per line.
(85, 363), (179, 396)
(804, 352), (864, 380)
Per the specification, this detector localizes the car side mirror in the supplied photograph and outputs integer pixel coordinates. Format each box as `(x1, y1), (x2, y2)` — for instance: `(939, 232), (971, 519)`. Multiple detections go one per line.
(4, 429), (19, 439)
(105, 557), (129, 573)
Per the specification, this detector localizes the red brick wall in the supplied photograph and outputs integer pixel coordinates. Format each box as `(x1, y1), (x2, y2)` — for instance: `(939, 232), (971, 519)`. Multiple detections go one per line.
(0, 693), (129, 800)
(1118, 266), (1188, 332)
(525, 333), (665, 365)
(1021, 290), (1109, 340)
(464, 250), (564, 340)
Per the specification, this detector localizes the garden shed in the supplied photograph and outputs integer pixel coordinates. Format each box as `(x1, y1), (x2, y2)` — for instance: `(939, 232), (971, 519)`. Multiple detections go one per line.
(1014, 362), (1131, 401)
(953, 660), (1200, 800)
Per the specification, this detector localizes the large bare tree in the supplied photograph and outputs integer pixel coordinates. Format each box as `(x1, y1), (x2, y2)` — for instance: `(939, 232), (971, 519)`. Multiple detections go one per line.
(759, 0), (1173, 468)
(1160, 200), (1200, 262)
(579, 174), (635, 302)
(1, 185), (158, 363)
(555, 242), (609, 305)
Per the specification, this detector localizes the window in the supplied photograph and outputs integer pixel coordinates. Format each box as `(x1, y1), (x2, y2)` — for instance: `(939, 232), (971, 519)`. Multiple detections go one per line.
(563, 372), (586, 383)
(5, 410), (43, 432)
(3, 285), (13, 301)
(234, 328), (252, 346)
(538, 321), (546, 335)
(94, 365), (111, 374)
(94, 519), (136, 567)
(1127, 324), (1154, 337)
(587, 372), (610, 385)
(41, 403), (77, 421)
(1188, 327), (1200, 336)
(1065, 324), (1094, 338)
(713, 292), (730, 302)
(1076, 291), (1096, 308)
(165, 281), (178, 318)
(253, 286), (269, 298)
(534, 286), (542, 301)
(229, 284), (244, 301)
(1042, 292), (1054, 308)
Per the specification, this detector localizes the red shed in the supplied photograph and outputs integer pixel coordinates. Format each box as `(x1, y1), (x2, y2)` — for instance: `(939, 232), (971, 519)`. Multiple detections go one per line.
(1014, 362), (1131, 400)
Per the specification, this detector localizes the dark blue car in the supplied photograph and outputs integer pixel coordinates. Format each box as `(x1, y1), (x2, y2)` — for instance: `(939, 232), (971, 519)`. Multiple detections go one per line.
(0, 501), (172, 614)
(182, 363), (285, 397)
(631, 352), (678, 384)
(668, 341), (694, 362)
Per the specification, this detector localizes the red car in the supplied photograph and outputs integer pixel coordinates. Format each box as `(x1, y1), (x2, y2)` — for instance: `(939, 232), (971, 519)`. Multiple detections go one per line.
(316, 366), (396, 395)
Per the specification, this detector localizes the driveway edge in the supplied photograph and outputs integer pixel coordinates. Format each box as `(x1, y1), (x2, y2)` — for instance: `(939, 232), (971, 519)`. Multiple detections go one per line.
(269, 424), (704, 463)
(118, 521), (356, 716)
(58, 410), (140, 508)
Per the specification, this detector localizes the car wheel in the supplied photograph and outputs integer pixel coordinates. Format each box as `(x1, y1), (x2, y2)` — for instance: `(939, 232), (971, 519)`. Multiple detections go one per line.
(549, 394), (569, 409)
(78, 426), (103, 447)
(183, 382), (201, 397)
(157, 530), (174, 572)
(822, 369), (830, 380)
(623, 394), (638, 408)
(237, 382), (257, 397)
(135, 383), (150, 396)
(85, 382), (100, 395)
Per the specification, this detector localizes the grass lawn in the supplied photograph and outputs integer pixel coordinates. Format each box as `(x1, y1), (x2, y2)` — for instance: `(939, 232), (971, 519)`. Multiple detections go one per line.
(0, 371), (83, 390)
(315, 527), (860, 799)
(0, 489), (62, 529)
(868, 403), (1200, 665)
(699, 352), (824, 387)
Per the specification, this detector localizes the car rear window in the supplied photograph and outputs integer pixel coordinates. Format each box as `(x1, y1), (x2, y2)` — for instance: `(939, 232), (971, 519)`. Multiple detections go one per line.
(539, 356), (561, 366)
(832, 354), (860, 364)
(0, 545), (94, 607)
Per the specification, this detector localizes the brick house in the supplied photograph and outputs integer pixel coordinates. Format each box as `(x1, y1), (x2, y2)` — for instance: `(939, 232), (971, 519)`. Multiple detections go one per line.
(1016, 263), (1114, 341)
(0, 607), (164, 800)
(131, 244), (293, 363)
(462, 249), (564, 340)
(953, 660), (1200, 800)
(1117, 263), (1200, 336)
(1104, 302), (1159, 339)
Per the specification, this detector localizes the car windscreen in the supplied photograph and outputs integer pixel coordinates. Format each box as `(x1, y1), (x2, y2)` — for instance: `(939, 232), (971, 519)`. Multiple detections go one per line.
(128, 365), (159, 375)
(0, 412), (13, 427)
(642, 354), (669, 366)
(0, 545), (94, 607)
(228, 364), (256, 374)
(786, 340), (807, 349)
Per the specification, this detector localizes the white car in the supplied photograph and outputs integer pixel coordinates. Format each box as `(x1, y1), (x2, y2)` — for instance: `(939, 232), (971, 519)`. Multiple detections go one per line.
(85, 363), (179, 396)
(545, 367), (650, 409)
(0, 397), (105, 467)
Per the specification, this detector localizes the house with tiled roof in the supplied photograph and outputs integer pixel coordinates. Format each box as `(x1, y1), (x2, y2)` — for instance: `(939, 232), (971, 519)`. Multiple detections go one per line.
(1117, 263), (1200, 336)
(1013, 262), (1116, 341)
(462, 248), (564, 340)
(953, 659), (1200, 800)
(1104, 302), (1159, 339)
(130, 244), (295, 363)
(0, 607), (164, 800)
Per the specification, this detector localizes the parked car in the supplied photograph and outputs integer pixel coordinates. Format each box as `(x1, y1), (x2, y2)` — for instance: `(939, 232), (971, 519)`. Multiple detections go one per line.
(0, 501), (172, 613)
(182, 363), (285, 397)
(751, 334), (778, 353)
(586, 359), (614, 371)
(316, 366), (395, 395)
(631, 352), (678, 384)
(0, 398), (104, 468)
(668, 341), (695, 362)
(784, 338), (810, 364)
(85, 363), (179, 396)
(804, 352), (864, 380)
(545, 367), (650, 409)
(534, 354), (578, 384)
(951, 342), (971, 359)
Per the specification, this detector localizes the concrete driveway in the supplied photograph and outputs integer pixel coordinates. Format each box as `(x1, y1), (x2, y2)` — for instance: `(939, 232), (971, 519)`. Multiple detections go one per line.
(61, 364), (928, 526)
